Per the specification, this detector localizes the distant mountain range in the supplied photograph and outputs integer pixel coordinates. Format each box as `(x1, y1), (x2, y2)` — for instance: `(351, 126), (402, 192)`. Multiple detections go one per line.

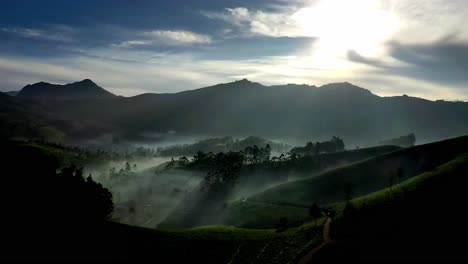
(3, 79), (468, 145)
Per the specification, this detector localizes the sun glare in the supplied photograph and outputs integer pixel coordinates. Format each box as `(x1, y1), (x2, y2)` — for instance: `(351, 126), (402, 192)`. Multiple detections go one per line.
(293, 0), (399, 68)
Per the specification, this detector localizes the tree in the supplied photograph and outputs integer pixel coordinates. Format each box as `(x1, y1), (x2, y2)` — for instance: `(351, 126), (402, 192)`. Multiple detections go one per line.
(57, 166), (114, 221)
(125, 161), (131, 172)
(276, 217), (288, 232)
(178, 156), (190, 166)
(344, 183), (353, 204)
(262, 144), (271, 162)
(397, 167), (404, 185)
(309, 203), (322, 226)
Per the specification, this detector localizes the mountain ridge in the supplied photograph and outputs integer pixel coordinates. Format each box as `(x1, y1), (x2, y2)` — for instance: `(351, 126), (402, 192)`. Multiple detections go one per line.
(5, 79), (468, 145)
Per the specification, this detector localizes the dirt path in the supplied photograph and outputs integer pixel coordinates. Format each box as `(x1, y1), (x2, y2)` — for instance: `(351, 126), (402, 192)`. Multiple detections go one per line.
(297, 218), (332, 264)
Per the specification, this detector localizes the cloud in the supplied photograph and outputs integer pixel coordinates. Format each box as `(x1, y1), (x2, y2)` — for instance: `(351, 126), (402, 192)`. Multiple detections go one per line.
(390, 0), (468, 44)
(203, 7), (304, 38)
(115, 30), (211, 47)
(347, 40), (468, 88)
(0, 26), (74, 42)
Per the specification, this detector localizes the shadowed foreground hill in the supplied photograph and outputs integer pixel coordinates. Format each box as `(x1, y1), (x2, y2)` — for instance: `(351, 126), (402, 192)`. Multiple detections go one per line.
(0, 140), (321, 263)
(313, 154), (468, 262)
(17, 79), (468, 144)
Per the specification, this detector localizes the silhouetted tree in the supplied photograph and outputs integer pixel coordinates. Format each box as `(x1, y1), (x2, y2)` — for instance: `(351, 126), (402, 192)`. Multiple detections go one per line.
(309, 203), (322, 226)
(125, 161), (131, 172)
(276, 217), (288, 232)
(344, 183), (353, 203)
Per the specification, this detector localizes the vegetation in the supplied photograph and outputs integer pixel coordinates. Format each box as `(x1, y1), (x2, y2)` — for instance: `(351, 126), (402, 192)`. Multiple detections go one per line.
(21, 139), (158, 165)
(3, 141), (114, 223)
(377, 133), (416, 147)
(289, 136), (345, 157)
(159, 143), (402, 229)
(157, 136), (289, 157)
(1, 140), (325, 262)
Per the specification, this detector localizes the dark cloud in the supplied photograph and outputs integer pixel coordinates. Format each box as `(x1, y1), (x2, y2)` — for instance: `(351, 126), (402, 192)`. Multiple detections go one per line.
(348, 41), (468, 87)
(388, 41), (468, 86)
(347, 50), (382, 67)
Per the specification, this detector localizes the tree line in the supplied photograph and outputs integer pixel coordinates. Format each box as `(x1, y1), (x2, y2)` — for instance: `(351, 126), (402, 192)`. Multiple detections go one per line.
(289, 136), (345, 157)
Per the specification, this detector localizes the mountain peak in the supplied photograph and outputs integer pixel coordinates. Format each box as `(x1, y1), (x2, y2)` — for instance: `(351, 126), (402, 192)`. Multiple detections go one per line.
(18, 79), (115, 100)
(319, 82), (374, 96)
(77, 79), (97, 85)
(236, 78), (251, 83)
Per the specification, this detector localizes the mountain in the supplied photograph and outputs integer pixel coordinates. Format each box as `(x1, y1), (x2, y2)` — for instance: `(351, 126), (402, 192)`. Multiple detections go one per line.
(17, 79), (116, 100)
(5, 79), (468, 145)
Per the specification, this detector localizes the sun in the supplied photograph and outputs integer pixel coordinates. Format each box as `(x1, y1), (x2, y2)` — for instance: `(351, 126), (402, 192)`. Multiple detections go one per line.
(292, 0), (400, 60)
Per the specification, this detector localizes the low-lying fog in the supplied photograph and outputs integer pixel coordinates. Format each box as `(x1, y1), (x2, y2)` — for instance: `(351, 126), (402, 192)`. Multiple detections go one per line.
(85, 157), (204, 228)
(74, 133), (394, 228)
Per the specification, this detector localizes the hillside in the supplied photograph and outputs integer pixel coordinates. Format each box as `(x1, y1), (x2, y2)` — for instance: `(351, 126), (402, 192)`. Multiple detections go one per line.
(158, 145), (400, 229)
(0, 92), (68, 141)
(29, 79), (468, 144)
(248, 135), (468, 207)
(312, 154), (468, 261)
(18, 79), (116, 100)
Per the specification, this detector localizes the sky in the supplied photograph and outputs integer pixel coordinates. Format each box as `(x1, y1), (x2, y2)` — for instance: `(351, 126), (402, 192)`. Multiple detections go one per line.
(1, 0), (467, 100)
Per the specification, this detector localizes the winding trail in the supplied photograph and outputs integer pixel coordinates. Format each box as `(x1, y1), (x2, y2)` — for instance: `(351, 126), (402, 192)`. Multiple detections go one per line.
(298, 218), (333, 264)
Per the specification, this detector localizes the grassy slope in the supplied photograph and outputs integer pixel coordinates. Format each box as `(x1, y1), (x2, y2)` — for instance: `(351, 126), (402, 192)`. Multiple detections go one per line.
(21, 142), (83, 166)
(313, 154), (468, 262)
(248, 135), (468, 207)
(223, 200), (310, 229)
(104, 217), (329, 263)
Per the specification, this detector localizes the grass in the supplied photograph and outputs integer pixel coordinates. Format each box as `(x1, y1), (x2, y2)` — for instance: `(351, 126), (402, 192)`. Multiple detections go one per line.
(20, 142), (83, 166)
(310, 153), (468, 262)
(350, 153), (468, 208)
(66, 219), (325, 263)
(223, 200), (310, 228)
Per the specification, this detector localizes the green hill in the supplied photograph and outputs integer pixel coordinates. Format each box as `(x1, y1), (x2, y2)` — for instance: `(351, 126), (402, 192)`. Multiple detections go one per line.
(248, 135), (468, 207)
